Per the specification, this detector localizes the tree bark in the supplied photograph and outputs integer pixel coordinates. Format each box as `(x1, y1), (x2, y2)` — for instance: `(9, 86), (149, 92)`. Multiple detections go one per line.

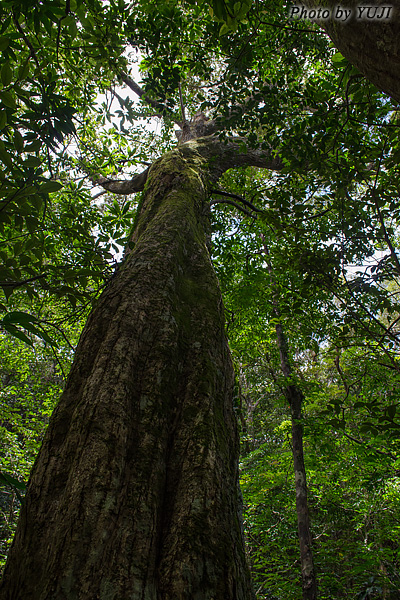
(0, 144), (257, 599)
(305, 1), (400, 103)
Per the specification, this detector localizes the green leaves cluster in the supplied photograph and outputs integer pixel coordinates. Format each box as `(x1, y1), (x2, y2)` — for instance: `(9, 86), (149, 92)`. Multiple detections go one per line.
(0, 0), (149, 344)
(206, 0), (252, 35)
(210, 54), (400, 589)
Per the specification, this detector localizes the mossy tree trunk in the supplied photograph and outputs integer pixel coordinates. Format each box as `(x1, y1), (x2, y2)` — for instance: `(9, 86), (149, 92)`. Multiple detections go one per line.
(0, 143), (264, 600)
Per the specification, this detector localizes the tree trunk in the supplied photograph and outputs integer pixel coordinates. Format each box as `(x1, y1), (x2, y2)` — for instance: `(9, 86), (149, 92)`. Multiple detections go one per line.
(261, 238), (317, 600)
(0, 146), (254, 599)
(275, 324), (317, 600)
(304, 0), (400, 103)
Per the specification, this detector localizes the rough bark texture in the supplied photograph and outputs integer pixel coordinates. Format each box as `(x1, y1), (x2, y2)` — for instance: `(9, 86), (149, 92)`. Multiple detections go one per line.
(305, 1), (400, 103)
(0, 146), (254, 599)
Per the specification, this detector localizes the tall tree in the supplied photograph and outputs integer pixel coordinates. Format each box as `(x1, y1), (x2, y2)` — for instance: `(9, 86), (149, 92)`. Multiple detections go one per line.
(0, 2), (312, 596)
(1, 136), (278, 599)
(264, 250), (317, 600)
(1, 1), (400, 598)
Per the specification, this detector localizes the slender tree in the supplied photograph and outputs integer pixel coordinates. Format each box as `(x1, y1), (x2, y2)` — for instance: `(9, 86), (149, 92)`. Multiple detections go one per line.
(262, 238), (317, 600)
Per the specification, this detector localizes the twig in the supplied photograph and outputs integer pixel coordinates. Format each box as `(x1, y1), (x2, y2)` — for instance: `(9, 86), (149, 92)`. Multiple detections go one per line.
(12, 14), (41, 71)
(0, 274), (47, 288)
(118, 71), (182, 126)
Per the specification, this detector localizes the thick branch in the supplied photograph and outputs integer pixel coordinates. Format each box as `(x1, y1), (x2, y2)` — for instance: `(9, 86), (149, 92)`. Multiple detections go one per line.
(91, 167), (149, 194)
(93, 136), (282, 195)
(187, 135), (282, 181)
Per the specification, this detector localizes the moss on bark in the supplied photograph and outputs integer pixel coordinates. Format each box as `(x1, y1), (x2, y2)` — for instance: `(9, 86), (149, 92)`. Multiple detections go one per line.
(0, 148), (253, 600)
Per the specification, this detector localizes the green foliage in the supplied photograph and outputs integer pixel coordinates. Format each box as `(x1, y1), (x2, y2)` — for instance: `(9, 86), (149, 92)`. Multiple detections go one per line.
(0, 313), (81, 571)
(213, 142), (400, 597)
(206, 0), (252, 35)
(240, 412), (400, 598)
(0, 0), (141, 332)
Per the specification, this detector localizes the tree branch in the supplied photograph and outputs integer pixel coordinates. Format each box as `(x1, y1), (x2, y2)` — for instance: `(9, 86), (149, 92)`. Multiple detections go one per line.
(342, 431), (396, 460)
(334, 348), (350, 397)
(118, 71), (183, 126)
(92, 135), (283, 196)
(189, 135), (283, 180)
(210, 198), (253, 217)
(211, 189), (263, 213)
(12, 13), (41, 71)
(0, 274), (47, 288)
(90, 167), (149, 194)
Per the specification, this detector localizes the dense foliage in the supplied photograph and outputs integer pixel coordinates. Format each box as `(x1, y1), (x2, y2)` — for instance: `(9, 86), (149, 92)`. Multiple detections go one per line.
(1, 0), (400, 598)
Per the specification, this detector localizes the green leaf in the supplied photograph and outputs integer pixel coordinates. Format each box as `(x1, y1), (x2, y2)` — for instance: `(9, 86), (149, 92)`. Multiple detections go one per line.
(0, 145), (12, 168)
(0, 110), (6, 130)
(359, 423), (378, 435)
(0, 37), (10, 51)
(2, 311), (39, 326)
(25, 216), (38, 233)
(24, 140), (42, 153)
(2, 322), (33, 346)
(18, 60), (30, 81)
(39, 180), (63, 193)
(1, 62), (13, 87)
(331, 52), (346, 65)
(69, 20), (78, 39)
(0, 471), (26, 490)
(0, 90), (17, 109)
(219, 23), (230, 36)
(23, 156), (42, 167)
(212, 0), (227, 21)
(14, 130), (24, 153)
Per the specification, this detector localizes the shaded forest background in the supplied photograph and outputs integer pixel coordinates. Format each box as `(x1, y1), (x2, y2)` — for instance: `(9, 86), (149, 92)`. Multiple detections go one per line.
(1, 0), (400, 598)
